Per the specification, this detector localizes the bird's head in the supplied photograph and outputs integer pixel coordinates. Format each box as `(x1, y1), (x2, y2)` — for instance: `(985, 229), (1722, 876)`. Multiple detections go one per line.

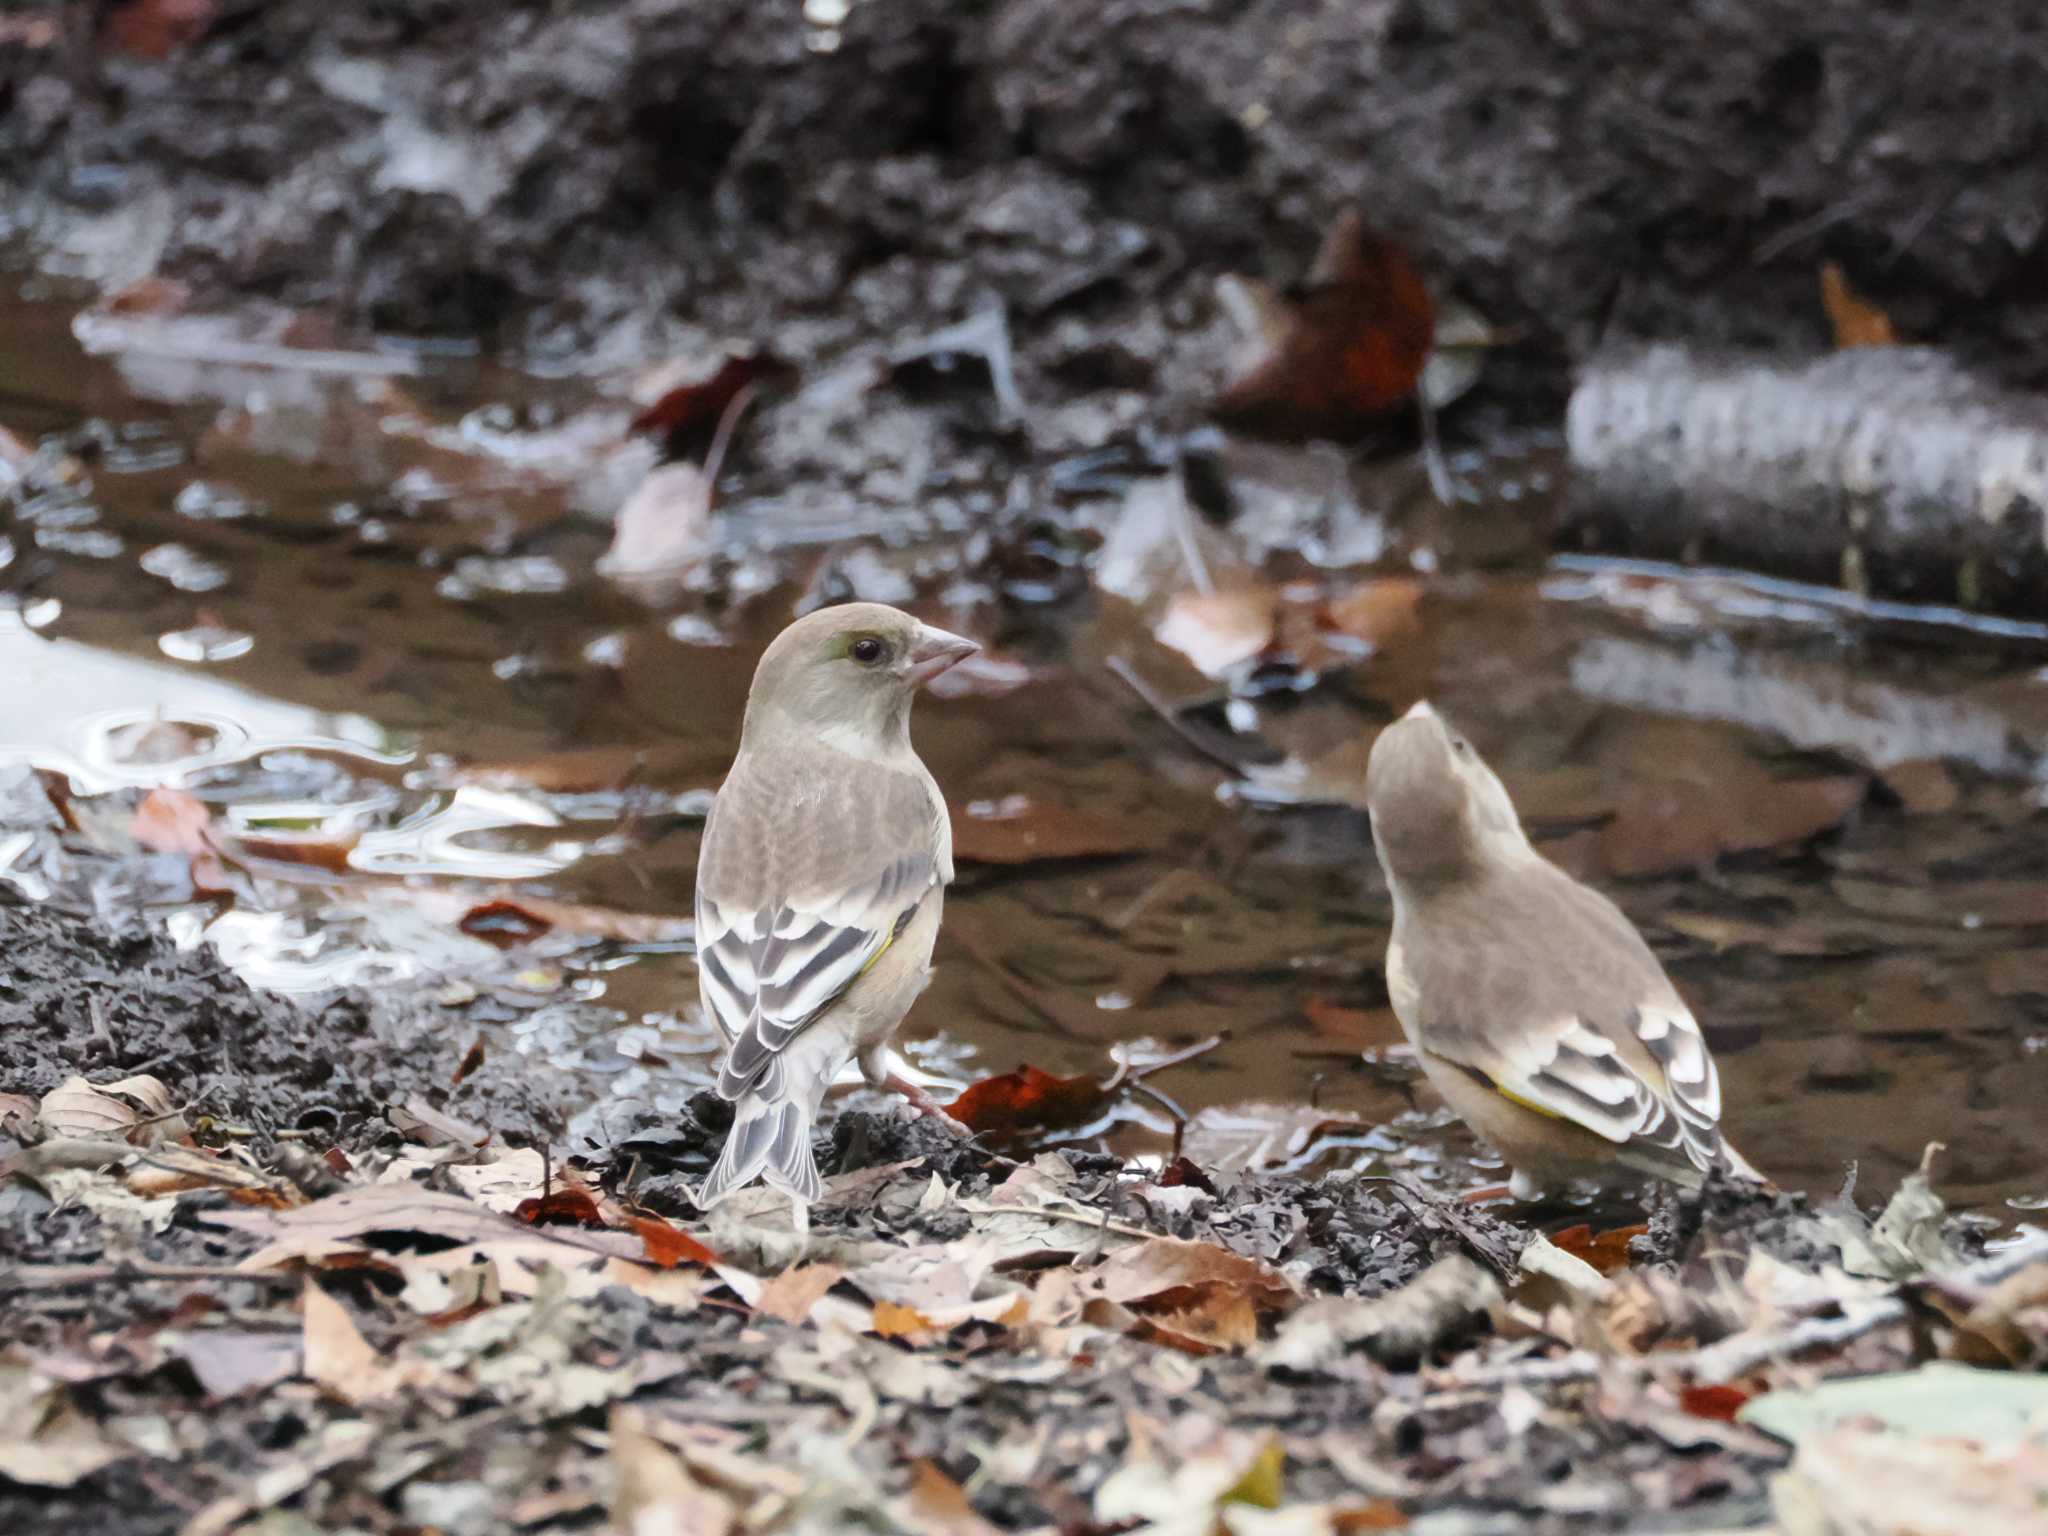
(743, 602), (978, 755)
(1365, 700), (1529, 884)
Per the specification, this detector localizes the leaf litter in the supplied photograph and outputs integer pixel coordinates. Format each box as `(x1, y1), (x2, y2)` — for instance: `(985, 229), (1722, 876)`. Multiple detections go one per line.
(8, 909), (2044, 1536)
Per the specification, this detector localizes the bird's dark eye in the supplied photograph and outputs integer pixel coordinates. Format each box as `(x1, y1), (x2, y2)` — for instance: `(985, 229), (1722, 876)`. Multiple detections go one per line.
(1451, 737), (1471, 756)
(850, 637), (886, 665)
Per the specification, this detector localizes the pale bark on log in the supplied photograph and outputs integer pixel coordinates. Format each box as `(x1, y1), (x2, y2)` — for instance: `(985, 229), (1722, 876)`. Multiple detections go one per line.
(1564, 347), (2048, 616)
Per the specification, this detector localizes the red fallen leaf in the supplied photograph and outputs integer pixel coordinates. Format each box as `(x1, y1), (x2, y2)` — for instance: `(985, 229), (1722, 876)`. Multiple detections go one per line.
(100, 275), (192, 317)
(1304, 996), (1404, 1050)
(944, 1063), (1107, 1138)
(1157, 1156), (1219, 1195)
(450, 1035), (486, 1088)
(1213, 208), (1436, 442)
(1334, 1502), (1411, 1531)
(1548, 1222), (1648, 1277)
(514, 1187), (604, 1228)
(231, 829), (359, 874)
(321, 1147), (354, 1177)
(950, 793), (1152, 866)
(1679, 1382), (1753, 1422)
(102, 0), (214, 58)
(871, 1299), (943, 1342)
(1820, 262), (1897, 349)
(458, 900), (552, 948)
(628, 352), (796, 454)
(131, 786), (230, 892)
(629, 1215), (718, 1270)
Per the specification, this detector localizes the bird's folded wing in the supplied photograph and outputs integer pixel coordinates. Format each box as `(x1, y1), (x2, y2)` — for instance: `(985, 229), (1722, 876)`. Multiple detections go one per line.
(695, 759), (943, 1100)
(1429, 1004), (1727, 1174)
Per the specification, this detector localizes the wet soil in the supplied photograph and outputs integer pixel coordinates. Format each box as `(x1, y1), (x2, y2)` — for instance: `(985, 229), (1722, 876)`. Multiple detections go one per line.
(6, 0), (2048, 410)
(4, 280), (2048, 1221)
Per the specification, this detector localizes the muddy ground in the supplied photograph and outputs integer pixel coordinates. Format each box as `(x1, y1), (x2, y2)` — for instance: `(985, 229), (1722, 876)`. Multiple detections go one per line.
(8, 890), (2036, 1536)
(6, 0), (2048, 416)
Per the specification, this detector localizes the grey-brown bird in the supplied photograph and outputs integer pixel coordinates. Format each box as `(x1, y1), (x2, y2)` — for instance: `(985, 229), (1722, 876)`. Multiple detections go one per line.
(693, 603), (976, 1211)
(1366, 701), (1760, 1198)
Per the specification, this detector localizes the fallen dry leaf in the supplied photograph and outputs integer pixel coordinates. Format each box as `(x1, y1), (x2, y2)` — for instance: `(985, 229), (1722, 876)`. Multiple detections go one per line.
(1599, 770), (1864, 878)
(1821, 261), (1898, 349)
(899, 1460), (1004, 1536)
(628, 352), (795, 453)
(872, 1299), (944, 1343)
(1214, 208), (1437, 440)
(1548, 1222), (1648, 1278)
(130, 786), (230, 891)
(1679, 1383), (1753, 1422)
(101, 0), (214, 58)
(944, 1064), (1107, 1139)
(0, 1364), (127, 1488)
(629, 1215), (720, 1270)
(36, 1073), (177, 1142)
(300, 1280), (383, 1401)
(610, 1406), (737, 1536)
(755, 1263), (845, 1326)
(458, 899), (553, 948)
(598, 460), (714, 582)
(1304, 996), (1404, 1050)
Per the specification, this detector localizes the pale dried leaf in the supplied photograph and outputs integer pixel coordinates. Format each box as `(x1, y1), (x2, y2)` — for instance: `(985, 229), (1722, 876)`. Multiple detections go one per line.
(0, 1363), (127, 1488)
(37, 1073), (176, 1142)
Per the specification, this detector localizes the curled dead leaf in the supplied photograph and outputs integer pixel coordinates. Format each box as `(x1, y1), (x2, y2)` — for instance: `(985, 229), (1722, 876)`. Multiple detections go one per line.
(1821, 262), (1898, 349)
(37, 1073), (178, 1142)
(944, 1064), (1106, 1139)
(1213, 209), (1437, 441)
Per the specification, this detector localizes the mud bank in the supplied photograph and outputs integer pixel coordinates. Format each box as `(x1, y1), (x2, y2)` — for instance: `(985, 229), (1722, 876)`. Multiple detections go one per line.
(5, 0), (2046, 413)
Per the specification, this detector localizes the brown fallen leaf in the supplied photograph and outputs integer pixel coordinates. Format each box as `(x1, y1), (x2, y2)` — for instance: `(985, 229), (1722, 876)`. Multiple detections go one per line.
(1548, 1222), (1648, 1278)
(899, 1460), (1004, 1536)
(950, 794), (1151, 866)
(459, 899), (553, 948)
(1821, 261), (1898, 348)
(1155, 576), (1423, 685)
(629, 1215), (719, 1271)
(1213, 208), (1437, 441)
(611, 1406), (737, 1536)
(131, 785), (230, 891)
(754, 1263), (845, 1326)
(101, 0), (214, 59)
(872, 1299), (944, 1343)
(1678, 1382), (1753, 1422)
(1304, 996), (1404, 1050)
(628, 352), (796, 455)
(598, 460), (714, 582)
(1146, 1286), (1261, 1354)
(37, 1073), (178, 1142)
(944, 1064), (1107, 1139)
(299, 1280), (383, 1402)
(1599, 770), (1864, 878)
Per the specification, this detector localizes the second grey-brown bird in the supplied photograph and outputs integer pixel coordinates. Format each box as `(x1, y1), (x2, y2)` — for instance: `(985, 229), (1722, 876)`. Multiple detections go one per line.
(1366, 701), (1760, 1199)
(694, 602), (976, 1211)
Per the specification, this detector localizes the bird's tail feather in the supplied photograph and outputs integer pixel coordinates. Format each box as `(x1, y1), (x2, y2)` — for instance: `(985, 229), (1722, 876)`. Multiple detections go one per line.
(697, 1092), (824, 1208)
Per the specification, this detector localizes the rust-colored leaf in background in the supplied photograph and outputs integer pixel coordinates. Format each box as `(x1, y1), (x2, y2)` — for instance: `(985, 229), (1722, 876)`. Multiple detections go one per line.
(458, 899), (553, 948)
(629, 352), (796, 456)
(1213, 208), (1437, 441)
(1821, 262), (1898, 349)
(1678, 1382), (1753, 1422)
(131, 786), (231, 892)
(872, 1300), (943, 1342)
(1547, 1222), (1647, 1277)
(1334, 1502), (1411, 1531)
(629, 1215), (719, 1270)
(944, 1063), (1107, 1138)
(1304, 995), (1404, 1051)
(514, 1186), (605, 1228)
(450, 1035), (487, 1088)
(102, 0), (214, 58)
(950, 793), (1151, 866)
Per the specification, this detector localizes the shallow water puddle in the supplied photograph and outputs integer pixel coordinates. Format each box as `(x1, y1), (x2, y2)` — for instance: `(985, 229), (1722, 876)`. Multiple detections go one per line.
(4, 281), (2048, 1220)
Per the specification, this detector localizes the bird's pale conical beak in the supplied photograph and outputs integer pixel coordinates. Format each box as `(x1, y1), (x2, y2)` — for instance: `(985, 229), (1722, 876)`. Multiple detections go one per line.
(1402, 700), (1438, 721)
(903, 623), (979, 687)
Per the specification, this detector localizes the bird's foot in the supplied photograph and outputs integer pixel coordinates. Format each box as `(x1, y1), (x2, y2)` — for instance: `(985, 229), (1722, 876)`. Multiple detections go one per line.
(882, 1074), (969, 1136)
(1458, 1182), (1515, 1205)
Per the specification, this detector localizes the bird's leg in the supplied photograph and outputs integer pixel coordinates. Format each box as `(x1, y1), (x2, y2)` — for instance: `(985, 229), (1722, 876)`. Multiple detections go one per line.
(859, 1044), (966, 1132)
